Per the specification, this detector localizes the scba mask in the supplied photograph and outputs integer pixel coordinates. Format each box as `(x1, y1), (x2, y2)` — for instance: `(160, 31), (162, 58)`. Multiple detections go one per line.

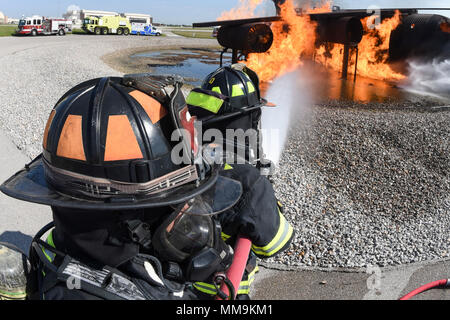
(152, 176), (240, 282)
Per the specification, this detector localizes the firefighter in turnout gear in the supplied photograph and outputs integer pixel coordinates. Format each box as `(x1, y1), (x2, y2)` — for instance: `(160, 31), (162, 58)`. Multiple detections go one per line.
(0, 69), (293, 300)
(187, 65), (295, 298)
(0, 75), (244, 300)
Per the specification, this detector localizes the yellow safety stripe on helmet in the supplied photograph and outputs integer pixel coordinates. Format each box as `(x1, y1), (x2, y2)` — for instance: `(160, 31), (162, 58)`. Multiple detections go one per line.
(247, 81), (256, 93)
(223, 163), (233, 171)
(231, 84), (245, 97)
(212, 86), (222, 94)
(251, 209), (293, 257)
(186, 91), (224, 114)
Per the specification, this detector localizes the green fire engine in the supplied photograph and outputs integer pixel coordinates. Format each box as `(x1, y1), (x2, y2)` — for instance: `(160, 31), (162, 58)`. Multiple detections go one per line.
(82, 15), (132, 35)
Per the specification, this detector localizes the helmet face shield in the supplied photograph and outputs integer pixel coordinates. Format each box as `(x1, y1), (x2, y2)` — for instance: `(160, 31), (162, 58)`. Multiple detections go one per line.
(170, 175), (242, 216)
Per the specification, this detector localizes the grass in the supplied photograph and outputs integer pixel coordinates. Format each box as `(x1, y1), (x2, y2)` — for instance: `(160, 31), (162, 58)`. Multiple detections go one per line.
(69, 28), (87, 35)
(171, 30), (214, 39)
(0, 25), (17, 37)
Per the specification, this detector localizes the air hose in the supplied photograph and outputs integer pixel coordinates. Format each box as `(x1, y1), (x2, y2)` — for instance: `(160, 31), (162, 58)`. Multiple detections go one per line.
(399, 279), (450, 300)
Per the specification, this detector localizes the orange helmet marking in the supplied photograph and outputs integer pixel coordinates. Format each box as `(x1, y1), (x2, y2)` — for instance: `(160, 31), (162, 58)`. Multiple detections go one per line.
(43, 110), (56, 150)
(129, 90), (167, 124)
(104, 115), (144, 161)
(56, 115), (86, 161)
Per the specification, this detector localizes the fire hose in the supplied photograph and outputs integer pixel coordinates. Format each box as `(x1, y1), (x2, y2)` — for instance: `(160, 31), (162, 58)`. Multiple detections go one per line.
(399, 279), (450, 300)
(214, 236), (450, 301)
(215, 236), (252, 300)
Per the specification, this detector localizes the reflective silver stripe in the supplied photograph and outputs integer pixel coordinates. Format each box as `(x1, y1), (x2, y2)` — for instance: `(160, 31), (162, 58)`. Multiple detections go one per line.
(251, 210), (293, 257)
(44, 159), (198, 197)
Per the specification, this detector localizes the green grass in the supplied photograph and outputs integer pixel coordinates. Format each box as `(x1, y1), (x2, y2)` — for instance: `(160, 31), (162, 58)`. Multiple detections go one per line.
(0, 25), (17, 37)
(171, 30), (214, 39)
(69, 28), (87, 35)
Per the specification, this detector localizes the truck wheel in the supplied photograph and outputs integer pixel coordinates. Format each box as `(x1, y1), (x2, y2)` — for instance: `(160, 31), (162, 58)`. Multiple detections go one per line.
(117, 28), (123, 35)
(94, 27), (101, 35)
(31, 29), (37, 36)
(123, 28), (130, 36)
(58, 29), (65, 36)
(101, 28), (108, 35)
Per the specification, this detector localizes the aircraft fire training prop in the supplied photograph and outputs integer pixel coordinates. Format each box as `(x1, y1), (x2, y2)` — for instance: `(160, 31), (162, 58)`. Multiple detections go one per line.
(193, 0), (450, 80)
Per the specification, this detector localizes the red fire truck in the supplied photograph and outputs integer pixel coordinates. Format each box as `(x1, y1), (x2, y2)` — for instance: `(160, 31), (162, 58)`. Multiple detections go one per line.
(16, 16), (72, 36)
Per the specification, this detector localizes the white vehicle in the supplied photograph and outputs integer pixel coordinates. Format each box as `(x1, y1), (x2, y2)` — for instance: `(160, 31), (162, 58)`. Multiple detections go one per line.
(42, 19), (72, 36)
(131, 23), (162, 36)
(17, 16), (72, 36)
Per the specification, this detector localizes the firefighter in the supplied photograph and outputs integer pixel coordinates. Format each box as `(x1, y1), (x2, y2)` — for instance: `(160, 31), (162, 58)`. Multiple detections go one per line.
(186, 65), (295, 298)
(186, 63), (268, 168)
(0, 75), (244, 300)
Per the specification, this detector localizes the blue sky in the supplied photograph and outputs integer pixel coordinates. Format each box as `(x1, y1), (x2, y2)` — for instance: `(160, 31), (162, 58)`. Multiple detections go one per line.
(0, 0), (448, 24)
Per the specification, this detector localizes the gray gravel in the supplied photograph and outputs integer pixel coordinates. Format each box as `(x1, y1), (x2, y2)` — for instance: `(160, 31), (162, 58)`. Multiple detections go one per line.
(0, 35), (449, 271)
(267, 102), (450, 269)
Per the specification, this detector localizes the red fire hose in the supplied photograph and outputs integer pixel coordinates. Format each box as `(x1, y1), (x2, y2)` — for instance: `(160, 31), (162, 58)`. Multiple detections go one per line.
(216, 236), (252, 300)
(399, 279), (450, 300)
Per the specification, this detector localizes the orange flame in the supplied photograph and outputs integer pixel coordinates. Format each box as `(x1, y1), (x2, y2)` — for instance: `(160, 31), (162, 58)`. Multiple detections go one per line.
(315, 10), (405, 81)
(218, 0), (408, 83)
(245, 1), (328, 80)
(218, 0), (265, 21)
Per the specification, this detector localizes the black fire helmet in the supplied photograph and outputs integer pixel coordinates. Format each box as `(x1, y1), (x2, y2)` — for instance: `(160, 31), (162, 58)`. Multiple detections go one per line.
(186, 64), (275, 126)
(0, 76), (242, 212)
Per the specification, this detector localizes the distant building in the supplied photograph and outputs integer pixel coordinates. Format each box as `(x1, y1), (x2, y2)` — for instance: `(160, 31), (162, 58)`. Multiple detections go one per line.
(0, 11), (8, 24)
(63, 8), (84, 28)
(123, 13), (152, 25)
(8, 18), (19, 24)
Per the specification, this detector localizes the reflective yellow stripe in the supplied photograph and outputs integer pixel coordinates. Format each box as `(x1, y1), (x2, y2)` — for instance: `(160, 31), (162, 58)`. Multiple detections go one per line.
(247, 81), (256, 93)
(212, 86), (222, 94)
(193, 282), (217, 295)
(221, 232), (231, 242)
(186, 91), (224, 114)
(232, 84), (245, 97)
(42, 230), (56, 263)
(223, 163), (233, 171)
(47, 230), (55, 248)
(194, 264), (259, 296)
(237, 265), (259, 294)
(251, 209), (293, 257)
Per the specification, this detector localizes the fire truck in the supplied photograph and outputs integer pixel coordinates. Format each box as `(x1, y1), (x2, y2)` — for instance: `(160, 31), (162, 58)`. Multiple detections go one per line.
(16, 16), (72, 36)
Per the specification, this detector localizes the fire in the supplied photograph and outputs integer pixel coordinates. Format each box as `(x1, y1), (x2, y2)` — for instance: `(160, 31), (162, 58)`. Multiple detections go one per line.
(245, 1), (328, 80)
(218, 0), (407, 82)
(315, 10), (405, 81)
(218, 0), (265, 21)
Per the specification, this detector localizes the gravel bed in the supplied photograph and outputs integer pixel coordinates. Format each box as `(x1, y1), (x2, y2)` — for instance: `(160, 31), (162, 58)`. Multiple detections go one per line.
(0, 36), (449, 270)
(267, 102), (450, 269)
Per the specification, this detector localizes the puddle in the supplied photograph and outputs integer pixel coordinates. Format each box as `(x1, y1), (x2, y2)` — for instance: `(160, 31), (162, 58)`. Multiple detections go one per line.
(131, 49), (232, 86)
(130, 50), (450, 105)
